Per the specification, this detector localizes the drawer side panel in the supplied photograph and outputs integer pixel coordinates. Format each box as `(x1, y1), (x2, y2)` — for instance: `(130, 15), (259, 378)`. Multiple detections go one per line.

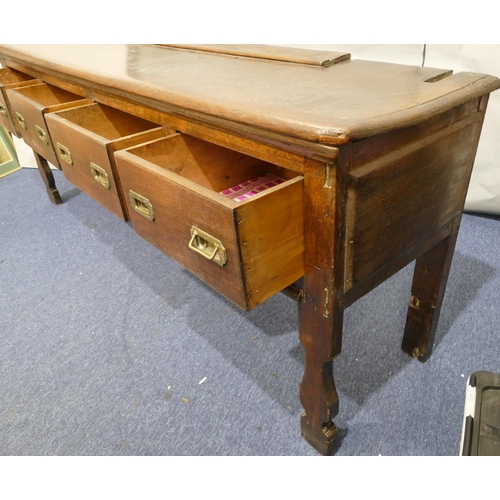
(236, 177), (305, 309)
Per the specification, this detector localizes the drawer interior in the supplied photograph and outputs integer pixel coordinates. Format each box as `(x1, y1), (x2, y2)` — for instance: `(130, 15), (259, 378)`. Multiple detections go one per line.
(0, 67), (36, 87)
(54, 103), (161, 140)
(123, 133), (301, 195)
(11, 83), (83, 107)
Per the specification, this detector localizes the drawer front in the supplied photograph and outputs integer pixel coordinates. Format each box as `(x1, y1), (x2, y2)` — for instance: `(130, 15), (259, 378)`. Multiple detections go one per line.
(114, 134), (304, 310)
(7, 83), (86, 168)
(0, 68), (39, 136)
(45, 103), (165, 221)
(118, 155), (245, 305)
(45, 112), (129, 220)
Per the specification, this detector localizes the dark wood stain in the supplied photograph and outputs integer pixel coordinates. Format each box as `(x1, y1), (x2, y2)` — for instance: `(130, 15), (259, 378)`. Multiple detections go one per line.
(0, 45), (498, 455)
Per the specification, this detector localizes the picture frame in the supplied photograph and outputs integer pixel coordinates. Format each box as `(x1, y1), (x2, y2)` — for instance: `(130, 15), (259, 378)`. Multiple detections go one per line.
(0, 125), (20, 178)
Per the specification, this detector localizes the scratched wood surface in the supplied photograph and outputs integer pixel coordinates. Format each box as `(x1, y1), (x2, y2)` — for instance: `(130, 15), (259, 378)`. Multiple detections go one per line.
(0, 45), (498, 147)
(345, 113), (485, 290)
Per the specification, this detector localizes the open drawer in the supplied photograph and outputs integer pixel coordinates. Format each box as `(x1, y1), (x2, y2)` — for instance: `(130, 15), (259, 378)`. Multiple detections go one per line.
(6, 82), (90, 167)
(44, 103), (166, 221)
(114, 133), (305, 310)
(0, 67), (39, 136)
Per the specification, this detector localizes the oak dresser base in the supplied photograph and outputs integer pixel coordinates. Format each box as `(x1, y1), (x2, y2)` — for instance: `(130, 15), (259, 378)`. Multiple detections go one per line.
(1, 44), (498, 455)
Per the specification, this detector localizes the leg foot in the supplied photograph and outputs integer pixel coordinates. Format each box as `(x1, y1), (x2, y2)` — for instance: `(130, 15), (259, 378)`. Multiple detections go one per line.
(402, 217), (461, 362)
(301, 412), (339, 455)
(298, 269), (343, 455)
(34, 151), (62, 205)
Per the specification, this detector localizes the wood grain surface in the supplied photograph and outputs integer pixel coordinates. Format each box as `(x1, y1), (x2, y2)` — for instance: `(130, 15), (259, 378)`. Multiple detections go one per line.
(1, 45), (498, 148)
(2, 44), (498, 456)
(158, 44), (351, 67)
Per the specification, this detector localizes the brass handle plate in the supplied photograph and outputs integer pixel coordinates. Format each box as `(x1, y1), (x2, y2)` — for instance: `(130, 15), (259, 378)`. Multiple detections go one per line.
(0, 104), (7, 116)
(90, 162), (110, 190)
(15, 112), (26, 130)
(188, 226), (227, 267)
(57, 142), (73, 165)
(35, 125), (49, 145)
(129, 190), (155, 221)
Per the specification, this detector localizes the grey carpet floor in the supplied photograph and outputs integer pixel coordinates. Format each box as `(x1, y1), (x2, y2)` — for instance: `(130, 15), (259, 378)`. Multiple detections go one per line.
(1, 168), (499, 456)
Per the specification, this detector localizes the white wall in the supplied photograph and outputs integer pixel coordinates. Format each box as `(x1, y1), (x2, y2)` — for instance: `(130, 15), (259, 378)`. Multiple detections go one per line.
(12, 135), (39, 169)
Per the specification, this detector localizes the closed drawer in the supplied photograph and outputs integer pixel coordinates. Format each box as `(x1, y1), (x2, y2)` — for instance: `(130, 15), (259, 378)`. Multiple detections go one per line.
(114, 134), (305, 310)
(6, 83), (90, 167)
(45, 103), (166, 221)
(0, 67), (39, 136)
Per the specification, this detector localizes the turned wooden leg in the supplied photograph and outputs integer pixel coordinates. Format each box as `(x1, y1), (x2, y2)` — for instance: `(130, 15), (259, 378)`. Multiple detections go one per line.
(401, 216), (461, 362)
(298, 268), (343, 455)
(34, 151), (62, 205)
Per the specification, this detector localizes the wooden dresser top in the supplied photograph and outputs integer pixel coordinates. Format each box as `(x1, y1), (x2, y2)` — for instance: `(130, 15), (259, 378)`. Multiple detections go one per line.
(1, 44), (498, 146)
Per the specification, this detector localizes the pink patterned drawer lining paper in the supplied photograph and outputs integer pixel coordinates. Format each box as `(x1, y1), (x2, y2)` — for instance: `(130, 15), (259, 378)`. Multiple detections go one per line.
(220, 173), (285, 202)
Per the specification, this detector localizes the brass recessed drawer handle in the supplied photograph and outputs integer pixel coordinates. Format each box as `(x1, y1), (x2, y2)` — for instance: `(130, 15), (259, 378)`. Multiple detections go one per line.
(90, 162), (110, 190)
(0, 104), (7, 116)
(129, 190), (155, 221)
(188, 226), (227, 267)
(57, 142), (73, 165)
(35, 125), (49, 145)
(15, 112), (26, 130)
